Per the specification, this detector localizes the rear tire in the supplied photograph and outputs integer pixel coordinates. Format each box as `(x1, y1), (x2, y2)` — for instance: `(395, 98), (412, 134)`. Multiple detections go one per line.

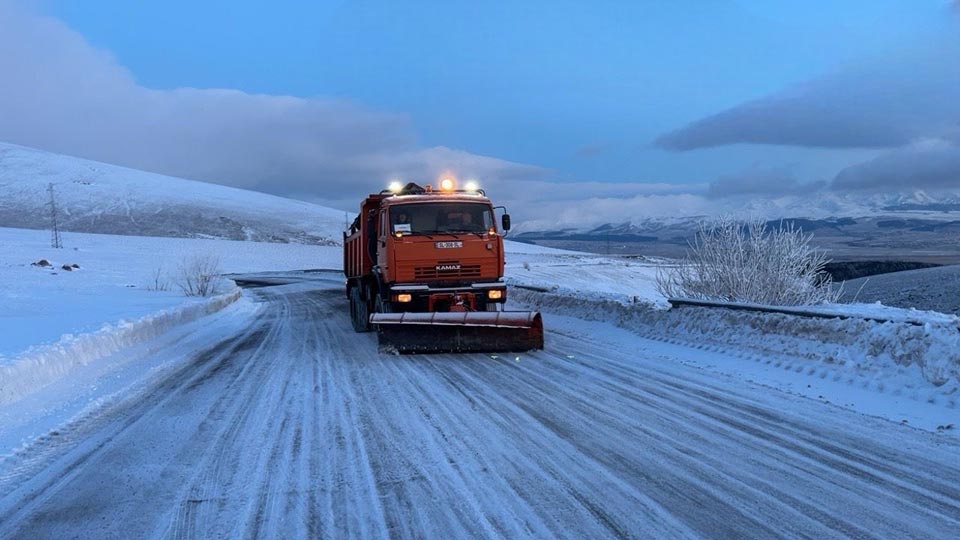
(350, 287), (372, 332)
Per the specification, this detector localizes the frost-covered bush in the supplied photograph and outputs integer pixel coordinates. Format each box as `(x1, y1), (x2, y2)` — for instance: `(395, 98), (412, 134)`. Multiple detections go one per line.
(176, 254), (223, 297)
(657, 217), (841, 305)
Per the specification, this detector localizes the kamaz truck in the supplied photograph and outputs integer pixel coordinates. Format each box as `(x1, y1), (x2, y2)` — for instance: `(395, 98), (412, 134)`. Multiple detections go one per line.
(343, 178), (544, 353)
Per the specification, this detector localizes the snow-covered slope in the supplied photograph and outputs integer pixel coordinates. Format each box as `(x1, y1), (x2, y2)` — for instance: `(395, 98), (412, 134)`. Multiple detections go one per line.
(0, 142), (345, 244)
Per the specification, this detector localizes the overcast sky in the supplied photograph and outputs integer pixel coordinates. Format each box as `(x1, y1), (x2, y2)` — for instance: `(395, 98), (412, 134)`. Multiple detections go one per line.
(1, 0), (959, 225)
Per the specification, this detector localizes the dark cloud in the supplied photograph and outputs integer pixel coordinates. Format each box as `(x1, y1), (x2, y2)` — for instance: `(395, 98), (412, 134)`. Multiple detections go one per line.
(655, 36), (960, 151)
(707, 167), (824, 199)
(831, 133), (960, 191)
(0, 3), (544, 202)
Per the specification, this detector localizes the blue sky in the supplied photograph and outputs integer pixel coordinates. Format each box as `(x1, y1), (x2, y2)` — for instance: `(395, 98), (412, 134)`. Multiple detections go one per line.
(1, 1), (958, 223)
(41, 0), (943, 184)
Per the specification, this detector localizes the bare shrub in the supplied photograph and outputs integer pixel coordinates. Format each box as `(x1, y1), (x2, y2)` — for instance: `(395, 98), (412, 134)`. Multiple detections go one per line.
(656, 217), (842, 306)
(149, 266), (170, 292)
(176, 255), (223, 297)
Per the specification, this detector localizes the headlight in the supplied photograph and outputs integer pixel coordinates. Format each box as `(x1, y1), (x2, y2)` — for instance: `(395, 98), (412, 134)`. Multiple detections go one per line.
(395, 293), (413, 303)
(440, 178), (455, 191)
(487, 289), (503, 300)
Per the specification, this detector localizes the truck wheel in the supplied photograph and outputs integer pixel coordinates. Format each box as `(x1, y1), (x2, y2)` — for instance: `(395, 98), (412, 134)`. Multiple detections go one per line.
(350, 287), (372, 333)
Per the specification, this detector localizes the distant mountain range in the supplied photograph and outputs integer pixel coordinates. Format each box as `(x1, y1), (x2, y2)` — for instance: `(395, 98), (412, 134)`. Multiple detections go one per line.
(511, 194), (960, 263)
(0, 142), (345, 244)
(719, 189), (960, 221)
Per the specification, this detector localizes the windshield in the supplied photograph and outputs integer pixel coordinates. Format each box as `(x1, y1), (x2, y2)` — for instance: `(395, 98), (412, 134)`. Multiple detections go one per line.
(390, 202), (494, 235)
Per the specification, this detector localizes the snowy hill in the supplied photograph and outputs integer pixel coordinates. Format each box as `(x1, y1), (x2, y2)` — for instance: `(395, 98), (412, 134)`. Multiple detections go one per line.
(0, 143), (346, 244)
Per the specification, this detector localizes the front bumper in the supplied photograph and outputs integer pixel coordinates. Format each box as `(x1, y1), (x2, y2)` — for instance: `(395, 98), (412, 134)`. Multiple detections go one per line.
(387, 281), (507, 310)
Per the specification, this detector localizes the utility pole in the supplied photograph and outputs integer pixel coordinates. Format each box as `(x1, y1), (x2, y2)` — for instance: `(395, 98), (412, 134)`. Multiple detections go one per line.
(47, 183), (63, 249)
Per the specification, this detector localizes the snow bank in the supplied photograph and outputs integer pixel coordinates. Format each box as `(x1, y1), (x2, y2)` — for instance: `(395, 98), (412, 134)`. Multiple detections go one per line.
(0, 288), (242, 405)
(667, 297), (960, 327)
(513, 288), (960, 389)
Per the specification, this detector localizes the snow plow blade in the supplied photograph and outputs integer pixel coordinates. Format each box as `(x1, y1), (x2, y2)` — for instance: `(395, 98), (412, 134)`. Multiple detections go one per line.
(371, 311), (544, 354)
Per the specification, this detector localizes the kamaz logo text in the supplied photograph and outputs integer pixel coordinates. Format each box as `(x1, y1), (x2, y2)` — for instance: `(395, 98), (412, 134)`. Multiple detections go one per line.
(436, 264), (461, 271)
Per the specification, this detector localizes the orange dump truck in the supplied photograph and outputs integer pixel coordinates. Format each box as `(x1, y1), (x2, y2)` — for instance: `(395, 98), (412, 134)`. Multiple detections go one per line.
(343, 179), (544, 353)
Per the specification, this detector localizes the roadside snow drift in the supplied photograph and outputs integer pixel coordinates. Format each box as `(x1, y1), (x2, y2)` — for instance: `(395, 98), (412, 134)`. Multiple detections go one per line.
(515, 288), (960, 393)
(0, 289), (241, 406)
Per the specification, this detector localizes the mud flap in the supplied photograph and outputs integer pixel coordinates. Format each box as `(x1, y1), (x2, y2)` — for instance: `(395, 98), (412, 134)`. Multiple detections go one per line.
(370, 311), (544, 354)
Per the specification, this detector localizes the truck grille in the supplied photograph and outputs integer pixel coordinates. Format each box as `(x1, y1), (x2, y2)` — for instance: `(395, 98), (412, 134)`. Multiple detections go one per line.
(414, 262), (482, 280)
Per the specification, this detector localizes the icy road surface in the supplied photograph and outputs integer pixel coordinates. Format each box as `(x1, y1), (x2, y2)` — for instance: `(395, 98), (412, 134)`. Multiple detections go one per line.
(1, 276), (958, 539)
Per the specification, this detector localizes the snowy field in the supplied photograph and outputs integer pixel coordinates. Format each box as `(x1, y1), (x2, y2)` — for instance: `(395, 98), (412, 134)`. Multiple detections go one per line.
(505, 250), (664, 306)
(0, 227), (341, 357)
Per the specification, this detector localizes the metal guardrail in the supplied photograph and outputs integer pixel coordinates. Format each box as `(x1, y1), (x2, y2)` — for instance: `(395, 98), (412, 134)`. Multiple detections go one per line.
(666, 298), (937, 328)
(512, 284), (552, 293)
(509, 284), (960, 333)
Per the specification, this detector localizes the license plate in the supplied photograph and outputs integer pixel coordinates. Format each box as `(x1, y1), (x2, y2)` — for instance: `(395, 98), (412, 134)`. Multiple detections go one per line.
(435, 241), (463, 249)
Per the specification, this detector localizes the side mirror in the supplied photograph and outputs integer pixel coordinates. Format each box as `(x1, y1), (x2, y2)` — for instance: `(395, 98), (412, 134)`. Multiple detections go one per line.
(501, 214), (511, 231)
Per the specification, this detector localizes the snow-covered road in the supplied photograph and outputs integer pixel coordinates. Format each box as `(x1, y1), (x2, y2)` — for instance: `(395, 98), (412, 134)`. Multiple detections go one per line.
(1, 276), (958, 539)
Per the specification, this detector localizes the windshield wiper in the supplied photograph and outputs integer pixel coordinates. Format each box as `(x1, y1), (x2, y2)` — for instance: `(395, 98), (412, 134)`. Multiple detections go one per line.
(452, 229), (486, 238)
(421, 230), (460, 239)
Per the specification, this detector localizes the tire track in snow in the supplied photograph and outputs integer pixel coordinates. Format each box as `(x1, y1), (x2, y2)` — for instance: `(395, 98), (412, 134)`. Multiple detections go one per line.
(0, 322), (269, 535)
(551, 327), (960, 508)
(453, 335), (957, 539)
(511, 329), (960, 538)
